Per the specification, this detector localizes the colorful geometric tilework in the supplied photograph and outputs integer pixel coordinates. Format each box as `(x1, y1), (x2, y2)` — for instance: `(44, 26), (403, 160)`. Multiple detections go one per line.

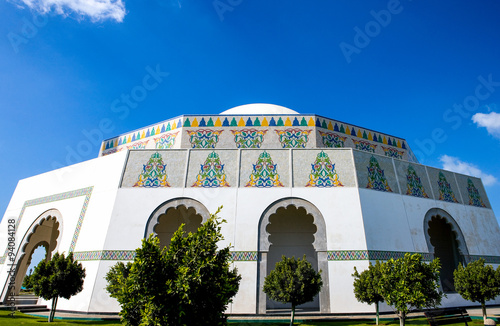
(73, 250), (136, 261)
(154, 131), (179, 149)
(466, 178), (486, 208)
(231, 129), (267, 148)
(327, 250), (434, 261)
(0, 187), (94, 264)
(127, 140), (149, 150)
(192, 151), (230, 188)
(437, 172), (458, 203)
(186, 129), (223, 148)
(382, 146), (404, 159)
(275, 129), (311, 148)
(319, 131), (346, 148)
(305, 151), (343, 187)
(406, 165), (429, 198)
(246, 151), (284, 187)
(230, 251), (258, 261)
(366, 156), (392, 192)
(468, 255), (500, 264)
(353, 139), (377, 153)
(134, 152), (170, 188)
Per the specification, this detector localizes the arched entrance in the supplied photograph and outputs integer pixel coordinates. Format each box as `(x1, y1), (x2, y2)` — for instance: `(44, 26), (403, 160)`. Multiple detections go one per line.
(1, 209), (61, 301)
(145, 198), (210, 248)
(257, 198), (330, 314)
(424, 208), (469, 293)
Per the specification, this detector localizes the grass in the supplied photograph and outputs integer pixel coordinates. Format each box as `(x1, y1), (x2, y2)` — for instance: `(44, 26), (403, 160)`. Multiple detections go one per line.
(0, 310), (487, 326)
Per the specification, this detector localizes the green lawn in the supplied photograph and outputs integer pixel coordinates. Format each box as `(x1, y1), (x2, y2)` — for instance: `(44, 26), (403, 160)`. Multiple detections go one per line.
(0, 310), (487, 325)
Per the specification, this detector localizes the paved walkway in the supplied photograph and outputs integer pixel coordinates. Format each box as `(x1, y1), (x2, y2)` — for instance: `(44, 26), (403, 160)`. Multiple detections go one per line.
(23, 306), (500, 322)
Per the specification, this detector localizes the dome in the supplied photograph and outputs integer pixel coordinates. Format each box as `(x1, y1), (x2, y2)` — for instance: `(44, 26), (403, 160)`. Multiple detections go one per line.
(220, 103), (299, 115)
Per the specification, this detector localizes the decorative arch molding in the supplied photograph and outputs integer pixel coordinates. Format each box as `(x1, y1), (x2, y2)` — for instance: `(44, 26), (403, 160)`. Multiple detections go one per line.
(423, 208), (470, 261)
(1, 209), (62, 302)
(257, 197), (330, 314)
(144, 198), (210, 238)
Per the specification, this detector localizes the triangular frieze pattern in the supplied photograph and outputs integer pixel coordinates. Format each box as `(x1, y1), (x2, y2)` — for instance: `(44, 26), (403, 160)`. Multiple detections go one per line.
(305, 151), (343, 187)
(467, 178), (486, 207)
(366, 156), (392, 192)
(406, 165), (429, 198)
(192, 151), (230, 188)
(437, 172), (458, 203)
(134, 152), (170, 188)
(246, 151), (284, 187)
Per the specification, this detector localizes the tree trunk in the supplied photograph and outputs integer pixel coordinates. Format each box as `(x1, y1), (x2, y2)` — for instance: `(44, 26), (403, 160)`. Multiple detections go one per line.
(399, 311), (406, 326)
(375, 301), (379, 325)
(49, 296), (58, 322)
(290, 304), (295, 326)
(482, 302), (487, 323)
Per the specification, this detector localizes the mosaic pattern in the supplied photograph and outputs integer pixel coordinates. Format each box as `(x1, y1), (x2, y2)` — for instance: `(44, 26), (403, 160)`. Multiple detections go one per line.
(353, 139), (377, 153)
(366, 156), (392, 192)
(230, 251), (258, 261)
(382, 146), (404, 159)
(319, 131), (346, 148)
(192, 151), (230, 188)
(73, 250), (136, 261)
(468, 255), (500, 264)
(127, 140), (149, 150)
(275, 129), (311, 148)
(154, 131), (179, 149)
(437, 172), (458, 203)
(327, 250), (434, 261)
(246, 151), (284, 187)
(406, 165), (429, 198)
(186, 129), (223, 148)
(0, 187), (94, 263)
(467, 178), (486, 208)
(134, 152), (170, 188)
(305, 151), (343, 187)
(231, 129), (267, 148)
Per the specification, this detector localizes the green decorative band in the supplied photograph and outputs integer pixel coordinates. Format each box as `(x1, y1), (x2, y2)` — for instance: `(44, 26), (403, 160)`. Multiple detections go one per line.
(327, 250), (435, 261)
(71, 250), (258, 262)
(231, 251), (258, 261)
(467, 255), (500, 264)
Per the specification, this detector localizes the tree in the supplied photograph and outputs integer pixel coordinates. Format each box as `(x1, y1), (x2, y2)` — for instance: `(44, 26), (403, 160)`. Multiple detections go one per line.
(353, 261), (384, 325)
(22, 268), (34, 292)
(31, 252), (86, 322)
(454, 258), (500, 323)
(106, 207), (241, 326)
(378, 253), (442, 326)
(263, 255), (323, 326)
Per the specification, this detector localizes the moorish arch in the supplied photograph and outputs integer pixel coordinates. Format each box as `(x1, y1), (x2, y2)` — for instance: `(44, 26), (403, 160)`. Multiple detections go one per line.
(424, 208), (469, 293)
(144, 198), (210, 248)
(257, 198), (330, 314)
(1, 209), (62, 301)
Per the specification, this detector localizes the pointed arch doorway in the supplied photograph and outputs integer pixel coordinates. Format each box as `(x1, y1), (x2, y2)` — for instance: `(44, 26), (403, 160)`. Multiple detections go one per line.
(257, 198), (330, 314)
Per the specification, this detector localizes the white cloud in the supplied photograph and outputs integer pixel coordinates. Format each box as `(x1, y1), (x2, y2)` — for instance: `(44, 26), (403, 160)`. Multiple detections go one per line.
(472, 111), (500, 138)
(440, 155), (497, 186)
(12, 0), (126, 22)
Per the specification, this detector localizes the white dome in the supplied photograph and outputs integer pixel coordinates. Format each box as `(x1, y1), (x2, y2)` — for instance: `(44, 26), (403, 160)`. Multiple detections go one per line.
(220, 103), (299, 115)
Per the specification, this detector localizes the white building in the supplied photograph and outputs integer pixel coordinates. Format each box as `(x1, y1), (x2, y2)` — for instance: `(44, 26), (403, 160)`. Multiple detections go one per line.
(1, 104), (499, 314)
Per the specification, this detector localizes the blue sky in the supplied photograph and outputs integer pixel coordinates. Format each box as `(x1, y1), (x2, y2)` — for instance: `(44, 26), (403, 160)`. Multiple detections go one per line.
(1, 1), (500, 269)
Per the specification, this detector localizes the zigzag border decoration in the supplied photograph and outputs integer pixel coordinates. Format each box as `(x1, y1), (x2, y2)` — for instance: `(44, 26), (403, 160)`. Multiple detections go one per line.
(230, 251), (258, 261)
(327, 250), (434, 261)
(0, 187), (94, 264)
(71, 250), (258, 261)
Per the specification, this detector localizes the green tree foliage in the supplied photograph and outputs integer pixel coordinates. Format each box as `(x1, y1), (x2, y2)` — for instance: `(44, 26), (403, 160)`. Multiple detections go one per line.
(454, 258), (500, 323)
(22, 268), (34, 292)
(31, 252), (86, 322)
(378, 253), (442, 326)
(106, 207), (241, 326)
(352, 261), (384, 325)
(263, 255), (323, 326)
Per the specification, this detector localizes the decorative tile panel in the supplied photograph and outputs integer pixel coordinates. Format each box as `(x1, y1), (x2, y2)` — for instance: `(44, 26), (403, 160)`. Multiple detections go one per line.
(231, 129), (267, 148)
(246, 151), (284, 187)
(154, 131), (179, 149)
(186, 129), (223, 148)
(127, 140), (149, 150)
(466, 178), (486, 208)
(366, 156), (392, 192)
(382, 146), (404, 159)
(73, 250), (136, 261)
(327, 250), (434, 261)
(134, 152), (170, 188)
(192, 151), (230, 188)
(319, 131), (346, 148)
(437, 172), (458, 203)
(230, 251), (258, 261)
(305, 151), (343, 187)
(275, 129), (311, 148)
(353, 139), (377, 153)
(406, 165), (429, 198)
